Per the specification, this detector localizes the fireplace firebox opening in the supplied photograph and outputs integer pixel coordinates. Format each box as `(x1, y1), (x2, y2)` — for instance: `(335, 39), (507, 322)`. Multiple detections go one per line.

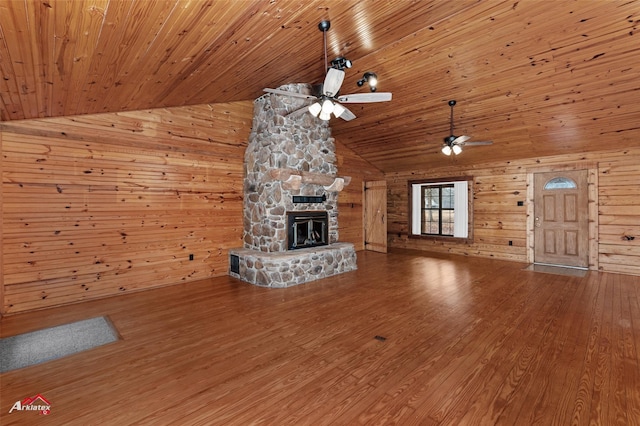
(287, 211), (329, 250)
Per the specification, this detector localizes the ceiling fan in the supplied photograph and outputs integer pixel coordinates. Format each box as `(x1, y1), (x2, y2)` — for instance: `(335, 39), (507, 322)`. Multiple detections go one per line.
(442, 100), (493, 155)
(263, 20), (392, 121)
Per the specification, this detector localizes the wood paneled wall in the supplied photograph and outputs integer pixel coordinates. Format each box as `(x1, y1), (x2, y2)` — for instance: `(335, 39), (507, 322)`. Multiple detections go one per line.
(386, 148), (640, 277)
(0, 131), (4, 311)
(0, 103), (251, 314)
(336, 141), (385, 250)
(0, 104), (382, 314)
(598, 159), (640, 276)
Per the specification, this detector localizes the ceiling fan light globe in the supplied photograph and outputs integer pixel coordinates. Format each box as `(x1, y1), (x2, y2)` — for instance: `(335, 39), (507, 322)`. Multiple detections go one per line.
(332, 102), (346, 118)
(308, 102), (322, 117)
(321, 99), (334, 114)
(452, 144), (462, 155)
(319, 111), (331, 121)
(441, 145), (452, 156)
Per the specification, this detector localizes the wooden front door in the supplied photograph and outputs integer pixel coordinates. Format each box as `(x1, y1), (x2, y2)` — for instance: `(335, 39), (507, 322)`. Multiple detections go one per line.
(534, 170), (588, 267)
(364, 180), (387, 253)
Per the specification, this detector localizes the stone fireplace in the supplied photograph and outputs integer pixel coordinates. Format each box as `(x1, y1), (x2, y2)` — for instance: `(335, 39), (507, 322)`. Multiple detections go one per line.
(229, 83), (357, 287)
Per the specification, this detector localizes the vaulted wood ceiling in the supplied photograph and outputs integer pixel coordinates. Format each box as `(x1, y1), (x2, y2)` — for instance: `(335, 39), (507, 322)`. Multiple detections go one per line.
(1, 0), (639, 173)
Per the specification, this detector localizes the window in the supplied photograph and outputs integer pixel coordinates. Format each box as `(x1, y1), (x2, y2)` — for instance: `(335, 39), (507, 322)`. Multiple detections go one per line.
(421, 184), (455, 236)
(409, 177), (471, 239)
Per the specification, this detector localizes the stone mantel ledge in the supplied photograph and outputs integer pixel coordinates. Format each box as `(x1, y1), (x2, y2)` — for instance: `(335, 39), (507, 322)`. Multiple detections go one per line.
(229, 243), (357, 288)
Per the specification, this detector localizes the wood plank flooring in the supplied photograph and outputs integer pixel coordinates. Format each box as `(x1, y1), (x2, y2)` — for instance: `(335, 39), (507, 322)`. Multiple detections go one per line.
(1, 250), (639, 425)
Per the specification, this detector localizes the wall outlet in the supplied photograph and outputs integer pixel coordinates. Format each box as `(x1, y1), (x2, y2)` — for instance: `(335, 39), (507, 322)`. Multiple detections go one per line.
(189, 254), (194, 261)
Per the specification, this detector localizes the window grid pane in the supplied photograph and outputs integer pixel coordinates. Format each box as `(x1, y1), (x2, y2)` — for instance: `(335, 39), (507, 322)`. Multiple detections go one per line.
(421, 184), (455, 236)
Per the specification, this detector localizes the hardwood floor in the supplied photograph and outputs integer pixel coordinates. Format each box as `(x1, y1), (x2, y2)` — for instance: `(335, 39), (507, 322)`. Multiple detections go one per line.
(1, 250), (639, 425)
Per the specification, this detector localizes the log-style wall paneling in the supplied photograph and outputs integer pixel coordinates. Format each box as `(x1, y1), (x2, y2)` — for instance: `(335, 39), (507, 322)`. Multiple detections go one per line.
(335, 141), (385, 250)
(0, 103), (252, 313)
(0, 130), (4, 315)
(386, 148), (640, 277)
(0, 103), (381, 314)
(598, 160), (640, 276)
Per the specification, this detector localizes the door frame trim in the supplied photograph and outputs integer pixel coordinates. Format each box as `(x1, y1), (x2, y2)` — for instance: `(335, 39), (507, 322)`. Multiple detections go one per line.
(526, 162), (599, 270)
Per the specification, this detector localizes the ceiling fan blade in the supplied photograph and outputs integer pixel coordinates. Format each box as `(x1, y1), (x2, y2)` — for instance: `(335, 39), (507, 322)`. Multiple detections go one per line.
(323, 68), (344, 97)
(462, 140), (494, 146)
(337, 105), (356, 121)
(337, 92), (392, 103)
(453, 135), (470, 144)
(285, 106), (309, 119)
(264, 88), (316, 100)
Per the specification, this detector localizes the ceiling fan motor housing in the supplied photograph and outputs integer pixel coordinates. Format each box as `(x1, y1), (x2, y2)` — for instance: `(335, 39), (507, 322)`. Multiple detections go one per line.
(444, 135), (457, 145)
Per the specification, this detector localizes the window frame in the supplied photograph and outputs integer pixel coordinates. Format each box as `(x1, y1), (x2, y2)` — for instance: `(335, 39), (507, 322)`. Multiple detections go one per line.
(408, 176), (474, 243)
(421, 184), (455, 237)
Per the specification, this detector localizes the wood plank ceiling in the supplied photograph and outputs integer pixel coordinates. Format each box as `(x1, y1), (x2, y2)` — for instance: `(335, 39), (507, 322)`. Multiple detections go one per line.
(1, 0), (639, 173)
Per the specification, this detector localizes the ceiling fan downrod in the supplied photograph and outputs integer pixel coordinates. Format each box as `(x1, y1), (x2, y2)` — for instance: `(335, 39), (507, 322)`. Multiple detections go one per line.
(318, 20), (331, 75)
(442, 100), (461, 155)
(448, 99), (456, 140)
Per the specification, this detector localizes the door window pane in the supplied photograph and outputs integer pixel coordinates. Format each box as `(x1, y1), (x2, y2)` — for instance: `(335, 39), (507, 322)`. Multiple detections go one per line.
(544, 177), (577, 190)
